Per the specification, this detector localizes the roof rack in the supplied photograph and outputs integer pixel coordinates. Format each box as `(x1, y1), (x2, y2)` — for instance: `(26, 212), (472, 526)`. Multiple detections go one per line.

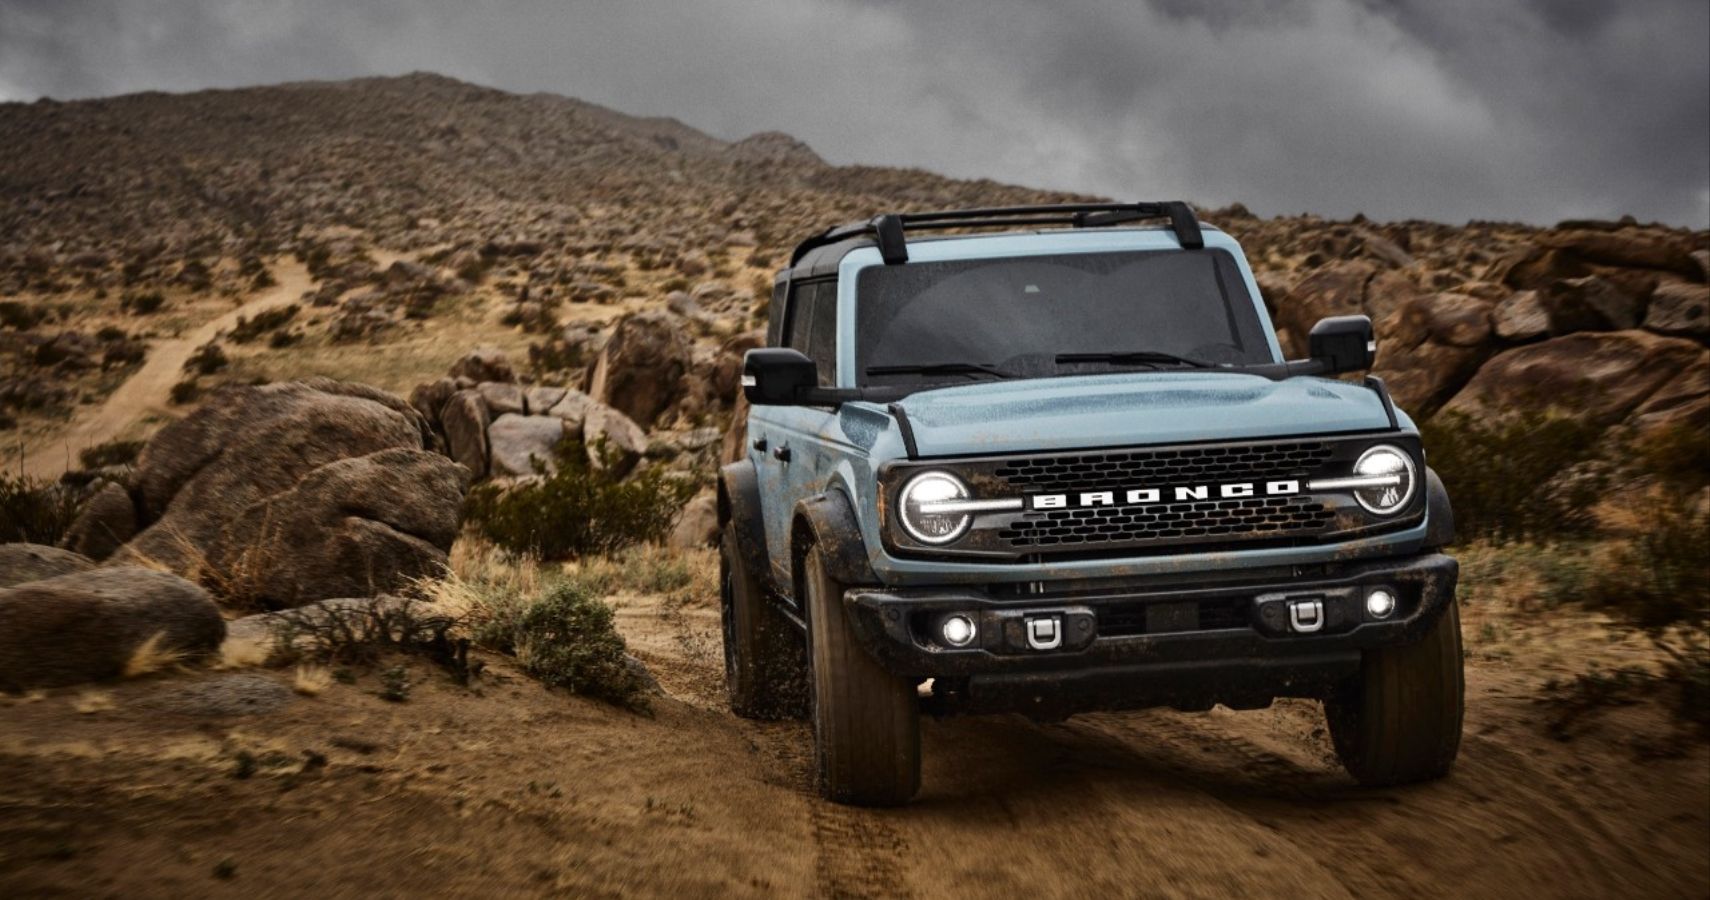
(788, 201), (1203, 266)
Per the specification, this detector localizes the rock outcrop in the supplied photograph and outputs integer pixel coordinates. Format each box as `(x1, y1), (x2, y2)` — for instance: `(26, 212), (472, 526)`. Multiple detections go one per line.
(62, 379), (470, 609)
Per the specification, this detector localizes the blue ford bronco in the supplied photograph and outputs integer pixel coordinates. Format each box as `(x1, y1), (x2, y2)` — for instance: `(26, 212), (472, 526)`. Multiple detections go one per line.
(719, 202), (1461, 806)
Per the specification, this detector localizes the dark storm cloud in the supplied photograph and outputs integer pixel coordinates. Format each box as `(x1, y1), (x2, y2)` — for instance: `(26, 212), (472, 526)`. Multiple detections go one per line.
(1, 0), (1705, 227)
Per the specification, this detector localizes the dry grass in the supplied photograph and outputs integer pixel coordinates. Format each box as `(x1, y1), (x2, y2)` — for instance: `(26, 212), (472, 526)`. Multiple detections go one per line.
(73, 691), (115, 714)
(216, 633), (274, 670)
(122, 632), (187, 678)
(292, 665), (334, 697)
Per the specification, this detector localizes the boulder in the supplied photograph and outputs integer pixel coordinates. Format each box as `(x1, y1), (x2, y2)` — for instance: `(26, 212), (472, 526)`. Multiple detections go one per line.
(476, 381), (527, 416)
(0, 543), (94, 588)
(524, 385), (567, 415)
(440, 389), (491, 479)
(72, 380), (467, 609)
(1277, 261), (1374, 337)
(181, 448), (470, 610)
(1539, 276), (1645, 333)
(546, 389), (598, 440)
(128, 379), (430, 521)
(1631, 354), (1710, 434)
(668, 490), (719, 550)
(60, 480), (138, 561)
(587, 311), (693, 429)
(582, 402), (649, 477)
(448, 346), (516, 383)
(488, 414), (566, 477)
(1441, 331), (1708, 429)
(1536, 228), (1702, 279)
(1643, 281), (1710, 340)
(1373, 294), (1493, 416)
(1492, 291), (1549, 342)
(409, 376), (458, 429)
(0, 567), (224, 691)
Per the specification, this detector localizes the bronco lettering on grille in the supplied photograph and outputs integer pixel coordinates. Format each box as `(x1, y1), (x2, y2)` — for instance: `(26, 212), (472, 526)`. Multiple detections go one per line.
(1030, 480), (1302, 511)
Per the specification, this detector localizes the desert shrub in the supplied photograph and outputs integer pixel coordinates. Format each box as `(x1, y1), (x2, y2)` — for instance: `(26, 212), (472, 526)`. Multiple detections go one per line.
(229, 304), (298, 343)
(470, 580), (651, 711)
(1421, 410), (1608, 541)
(183, 341), (228, 375)
(169, 379), (200, 405)
(463, 445), (696, 560)
(0, 300), (46, 329)
(78, 438), (144, 469)
(0, 472), (85, 543)
(120, 290), (166, 315)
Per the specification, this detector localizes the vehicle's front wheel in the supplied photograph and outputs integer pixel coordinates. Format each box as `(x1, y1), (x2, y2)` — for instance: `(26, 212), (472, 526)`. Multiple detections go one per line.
(721, 522), (805, 719)
(804, 545), (920, 806)
(1326, 600), (1465, 787)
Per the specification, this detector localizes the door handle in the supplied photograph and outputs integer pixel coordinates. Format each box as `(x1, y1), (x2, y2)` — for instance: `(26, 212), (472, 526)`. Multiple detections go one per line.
(772, 444), (792, 463)
(752, 437), (768, 452)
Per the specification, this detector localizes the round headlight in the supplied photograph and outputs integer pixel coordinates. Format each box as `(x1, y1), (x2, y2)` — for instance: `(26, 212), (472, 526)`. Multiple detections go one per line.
(1352, 445), (1417, 515)
(898, 471), (973, 544)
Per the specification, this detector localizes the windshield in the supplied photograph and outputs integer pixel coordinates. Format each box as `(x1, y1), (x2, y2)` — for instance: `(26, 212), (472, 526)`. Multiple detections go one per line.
(856, 248), (1274, 386)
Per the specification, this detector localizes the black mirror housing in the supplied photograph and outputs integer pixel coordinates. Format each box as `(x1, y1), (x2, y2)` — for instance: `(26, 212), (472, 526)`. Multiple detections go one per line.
(1308, 315), (1376, 374)
(743, 348), (819, 405)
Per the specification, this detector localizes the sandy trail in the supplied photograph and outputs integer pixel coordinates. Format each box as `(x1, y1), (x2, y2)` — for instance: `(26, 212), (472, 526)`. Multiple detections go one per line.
(3, 588), (1705, 898)
(21, 260), (314, 479)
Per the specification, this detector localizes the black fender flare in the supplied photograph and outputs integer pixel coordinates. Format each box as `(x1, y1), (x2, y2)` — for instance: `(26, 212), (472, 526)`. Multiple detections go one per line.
(718, 461), (772, 587)
(1424, 466), (1455, 549)
(790, 489), (878, 604)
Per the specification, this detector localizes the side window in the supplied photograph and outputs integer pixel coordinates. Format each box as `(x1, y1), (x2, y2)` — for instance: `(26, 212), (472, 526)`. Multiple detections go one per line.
(807, 283), (839, 386)
(766, 281), (787, 347)
(785, 282), (816, 353)
(783, 281), (838, 386)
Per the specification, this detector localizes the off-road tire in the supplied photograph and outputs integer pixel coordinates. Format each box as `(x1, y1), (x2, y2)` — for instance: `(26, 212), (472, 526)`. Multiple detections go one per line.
(1326, 600), (1465, 787)
(721, 522), (805, 719)
(804, 546), (920, 806)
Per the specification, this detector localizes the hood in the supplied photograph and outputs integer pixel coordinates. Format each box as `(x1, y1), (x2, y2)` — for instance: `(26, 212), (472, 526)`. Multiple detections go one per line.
(891, 372), (1396, 457)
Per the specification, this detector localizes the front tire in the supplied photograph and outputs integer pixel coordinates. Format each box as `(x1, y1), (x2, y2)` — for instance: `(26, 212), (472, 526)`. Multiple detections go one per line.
(1326, 600), (1465, 786)
(804, 545), (920, 806)
(721, 522), (805, 719)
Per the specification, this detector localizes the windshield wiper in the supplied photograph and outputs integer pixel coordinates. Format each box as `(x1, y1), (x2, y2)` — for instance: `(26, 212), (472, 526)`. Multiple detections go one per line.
(1055, 350), (1222, 369)
(866, 361), (1017, 380)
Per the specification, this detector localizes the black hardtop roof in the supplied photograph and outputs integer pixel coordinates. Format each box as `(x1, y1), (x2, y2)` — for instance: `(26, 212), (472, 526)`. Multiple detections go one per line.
(780, 201), (1206, 280)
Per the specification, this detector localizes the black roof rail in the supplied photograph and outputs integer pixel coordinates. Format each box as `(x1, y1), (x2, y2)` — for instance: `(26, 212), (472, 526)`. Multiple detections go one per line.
(788, 201), (1203, 266)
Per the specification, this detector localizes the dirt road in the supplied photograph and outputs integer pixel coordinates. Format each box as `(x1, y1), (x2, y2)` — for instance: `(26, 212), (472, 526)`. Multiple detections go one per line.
(3, 587), (1705, 898)
(21, 261), (314, 479)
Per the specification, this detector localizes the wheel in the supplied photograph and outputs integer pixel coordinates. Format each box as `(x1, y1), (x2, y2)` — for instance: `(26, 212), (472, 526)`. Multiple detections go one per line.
(721, 522), (806, 719)
(1326, 599), (1465, 787)
(804, 545), (920, 806)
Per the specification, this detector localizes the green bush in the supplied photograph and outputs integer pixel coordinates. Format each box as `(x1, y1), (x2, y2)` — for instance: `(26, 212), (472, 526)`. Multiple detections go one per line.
(472, 580), (651, 711)
(0, 473), (85, 544)
(463, 444), (696, 560)
(1421, 410), (1608, 541)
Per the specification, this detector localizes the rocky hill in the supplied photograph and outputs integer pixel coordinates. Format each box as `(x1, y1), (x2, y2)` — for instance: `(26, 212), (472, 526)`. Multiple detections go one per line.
(1, 72), (1706, 464)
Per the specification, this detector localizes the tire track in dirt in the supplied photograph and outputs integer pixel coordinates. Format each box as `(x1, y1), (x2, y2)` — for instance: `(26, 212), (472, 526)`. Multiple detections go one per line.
(809, 804), (914, 900)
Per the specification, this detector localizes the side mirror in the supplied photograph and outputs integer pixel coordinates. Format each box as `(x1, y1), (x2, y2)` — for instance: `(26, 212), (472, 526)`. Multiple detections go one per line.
(1308, 315), (1376, 374)
(743, 348), (818, 405)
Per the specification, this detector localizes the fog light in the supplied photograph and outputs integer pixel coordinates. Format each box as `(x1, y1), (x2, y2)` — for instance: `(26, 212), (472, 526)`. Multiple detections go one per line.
(940, 614), (977, 648)
(1365, 589), (1396, 619)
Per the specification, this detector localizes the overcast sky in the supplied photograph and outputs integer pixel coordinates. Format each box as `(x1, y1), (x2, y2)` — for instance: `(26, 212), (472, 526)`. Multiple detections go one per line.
(2, 0), (1706, 227)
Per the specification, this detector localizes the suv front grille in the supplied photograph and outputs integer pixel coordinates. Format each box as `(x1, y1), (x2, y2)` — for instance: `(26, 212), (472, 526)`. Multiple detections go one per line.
(882, 434), (1424, 563)
(993, 441), (1333, 493)
(999, 494), (1334, 550)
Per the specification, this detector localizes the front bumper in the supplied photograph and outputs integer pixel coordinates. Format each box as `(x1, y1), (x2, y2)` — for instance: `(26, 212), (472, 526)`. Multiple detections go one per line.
(844, 553), (1457, 717)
